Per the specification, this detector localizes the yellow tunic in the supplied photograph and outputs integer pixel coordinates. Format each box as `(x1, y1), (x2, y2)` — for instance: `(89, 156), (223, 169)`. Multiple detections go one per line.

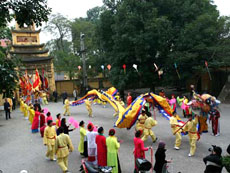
(63, 99), (70, 116)
(28, 107), (35, 124)
(183, 116), (199, 156)
(24, 104), (28, 117)
(43, 126), (57, 160)
(170, 116), (182, 148)
(20, 100), (23, 112)
(85, 99), (92, 116)
(78, 127), (87, 153)
(55, 133), (74, 158)
(43, 126), (57, 146)
(42, 93), (48, 105)
(136, 113), (148, 131)
(55, 133), (74, 172)
(142, 117), (158, 142)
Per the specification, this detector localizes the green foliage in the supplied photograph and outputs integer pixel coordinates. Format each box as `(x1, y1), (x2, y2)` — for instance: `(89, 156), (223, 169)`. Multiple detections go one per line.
(222, 156), (230, 172)
(0, 0), (51, 28)
(0, 52), (18, 97)
(0, 26), (12, 40)
(96, 0), (230, 90)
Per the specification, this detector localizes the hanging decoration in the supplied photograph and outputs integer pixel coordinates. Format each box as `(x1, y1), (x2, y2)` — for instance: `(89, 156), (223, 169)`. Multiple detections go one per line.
(205, 61), (212, 80)
(89, 65), (92, 69)
(133, 64), (138, 72)
(158, 69), (163, 79)
(123, 64), (126, 74)
(78, 65), (81, 70)
(107, 64), (111, 71)
(174, 63), (181, 79)
(154, 63), (159, 72)
(101, 65), (105, 70)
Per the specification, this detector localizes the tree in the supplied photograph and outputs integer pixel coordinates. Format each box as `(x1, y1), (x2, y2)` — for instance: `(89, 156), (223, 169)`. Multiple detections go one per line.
(0, 51), (18, 97)
(0, 0), (51, 28)
(97, 0), (230, 90)
(45, 13), (71, 51)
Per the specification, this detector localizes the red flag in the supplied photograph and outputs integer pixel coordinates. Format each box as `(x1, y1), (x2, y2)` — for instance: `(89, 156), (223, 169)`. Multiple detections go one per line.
(33, 69), (41, 90)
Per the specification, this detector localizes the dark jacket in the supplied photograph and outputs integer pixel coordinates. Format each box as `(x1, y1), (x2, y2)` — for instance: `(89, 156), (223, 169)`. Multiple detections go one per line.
(154, 148), (167, 173)
(203, 154), (223, 173)
(4, 102), (10, 111)
(57, 124), (73, 135)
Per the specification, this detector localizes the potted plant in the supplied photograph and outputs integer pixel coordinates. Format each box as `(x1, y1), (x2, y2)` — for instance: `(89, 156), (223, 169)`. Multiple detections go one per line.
(222, 155), (230, 172)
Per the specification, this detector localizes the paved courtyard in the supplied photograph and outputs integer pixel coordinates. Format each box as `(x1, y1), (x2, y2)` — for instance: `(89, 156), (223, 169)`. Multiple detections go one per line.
(0, 101), (229, 173)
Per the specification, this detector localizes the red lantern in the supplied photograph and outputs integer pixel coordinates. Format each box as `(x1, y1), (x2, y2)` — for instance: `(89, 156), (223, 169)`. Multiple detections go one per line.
(123, 64), (126, 74)
(123, 64), (126, 69)
(107, 64), (111, 71)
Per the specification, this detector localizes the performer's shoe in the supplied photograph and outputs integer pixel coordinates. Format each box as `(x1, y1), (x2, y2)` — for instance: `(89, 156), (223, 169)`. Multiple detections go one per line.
(215, 133), (220, 137)
(188, 153), (192, 157)
(45, 157), (49, 160)
(174, 147), (180, 150)
(51, 158), (56, 161)
(65, 171), (71, 173)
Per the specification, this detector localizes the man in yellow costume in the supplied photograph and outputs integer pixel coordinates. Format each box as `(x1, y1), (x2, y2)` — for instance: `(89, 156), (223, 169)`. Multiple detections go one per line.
(141, 113), (158, 143)
(28, 104), (35, 124)
(170, 111), (182, 150)
(85, 98), (93, 117)
(23, 102), (29, 119)
(42, 91), (48, 105)
(183, 114), (199, 157)
(63, 97), (70, 116)
(55, 127), (74, 173)
(136, 109), (148, 131)
(43, 120), (57, 161)
(19, 98), (24, 113)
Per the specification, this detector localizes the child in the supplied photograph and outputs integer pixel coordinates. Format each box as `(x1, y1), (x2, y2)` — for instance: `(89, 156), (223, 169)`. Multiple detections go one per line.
(56, 113), (61, 129)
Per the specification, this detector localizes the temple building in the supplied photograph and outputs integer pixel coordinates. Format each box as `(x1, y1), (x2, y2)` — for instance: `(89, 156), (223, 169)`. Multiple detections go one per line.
(10, 23), (55, 92)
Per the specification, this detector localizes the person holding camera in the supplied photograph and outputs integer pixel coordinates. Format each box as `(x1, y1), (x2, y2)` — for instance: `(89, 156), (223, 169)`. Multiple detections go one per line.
(203, 145), (223, 173)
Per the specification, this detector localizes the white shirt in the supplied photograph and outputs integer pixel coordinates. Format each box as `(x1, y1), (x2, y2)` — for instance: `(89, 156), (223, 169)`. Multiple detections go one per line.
(86, 131), (98, 149)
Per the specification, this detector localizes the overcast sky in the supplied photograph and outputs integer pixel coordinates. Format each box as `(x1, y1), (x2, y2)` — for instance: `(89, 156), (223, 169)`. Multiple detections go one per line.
(40, 0), (230, 43)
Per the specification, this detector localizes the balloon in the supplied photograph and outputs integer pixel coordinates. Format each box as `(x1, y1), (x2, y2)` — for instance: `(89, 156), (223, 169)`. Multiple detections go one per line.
(107, 64), (111, 70)
(68, 117), (75, 124)
(78, 66), (81, 70)
(43, 108), (48, 114)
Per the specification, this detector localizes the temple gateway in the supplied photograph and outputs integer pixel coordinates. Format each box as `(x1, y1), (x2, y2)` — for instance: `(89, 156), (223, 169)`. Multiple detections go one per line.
(10, 23), (55, 92)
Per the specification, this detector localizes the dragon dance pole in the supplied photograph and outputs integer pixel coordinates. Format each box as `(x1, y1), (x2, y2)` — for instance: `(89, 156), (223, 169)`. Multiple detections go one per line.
(173, 119), (190, 135)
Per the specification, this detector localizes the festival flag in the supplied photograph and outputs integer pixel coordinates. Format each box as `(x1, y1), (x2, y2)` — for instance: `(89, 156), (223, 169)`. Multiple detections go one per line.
(205, 61), (212, 80)
(33, 69), (41, 90)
